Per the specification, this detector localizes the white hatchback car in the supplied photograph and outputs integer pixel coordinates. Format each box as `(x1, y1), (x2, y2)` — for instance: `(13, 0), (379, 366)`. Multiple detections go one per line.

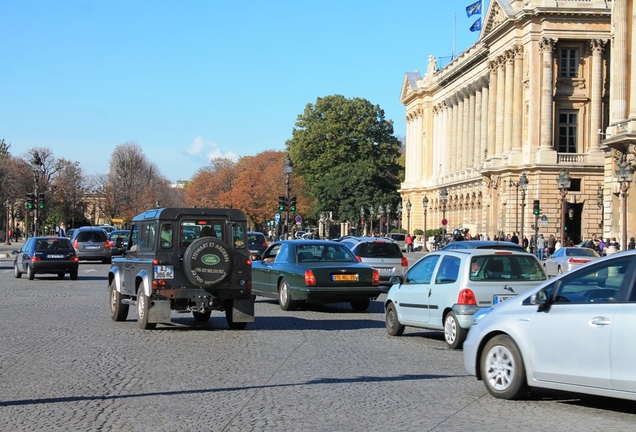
(464, 250), (636, 401)
(384, 249), (546, 349)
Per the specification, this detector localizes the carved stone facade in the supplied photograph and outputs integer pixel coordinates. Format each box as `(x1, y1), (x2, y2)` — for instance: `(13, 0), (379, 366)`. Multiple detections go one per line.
(400, 0), (619, 245)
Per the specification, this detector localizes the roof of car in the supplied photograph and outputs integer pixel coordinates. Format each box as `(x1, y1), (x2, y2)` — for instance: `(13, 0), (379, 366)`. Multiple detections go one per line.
(441, 240), (525, 250)
(132, 207), (247, 222)
(340, 236), (396, 243)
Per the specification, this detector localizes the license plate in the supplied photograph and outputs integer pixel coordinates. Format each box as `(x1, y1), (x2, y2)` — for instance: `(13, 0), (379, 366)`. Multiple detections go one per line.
(373, 267), (393, 273)
(332, 274), (357, 281)
(154, 265), (174, 279)
(85, 245), (100, 250)
(47, 254), (64, 259)
(494, 294), (516, 304)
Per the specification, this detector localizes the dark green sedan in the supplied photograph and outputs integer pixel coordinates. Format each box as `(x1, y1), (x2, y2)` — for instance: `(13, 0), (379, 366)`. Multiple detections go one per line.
(251, 240), (381, 311)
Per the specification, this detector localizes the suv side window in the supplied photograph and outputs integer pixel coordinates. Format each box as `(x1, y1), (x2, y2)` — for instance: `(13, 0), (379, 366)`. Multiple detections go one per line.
(232, 224), (246, 249)
(160, 223), (173, 248)
(139, 223), (157, 252)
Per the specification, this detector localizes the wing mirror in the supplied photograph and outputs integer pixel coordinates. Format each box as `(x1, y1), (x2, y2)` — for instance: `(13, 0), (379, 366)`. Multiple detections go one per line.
(531, 289), (551, 312)
(389, 275), (403, 286)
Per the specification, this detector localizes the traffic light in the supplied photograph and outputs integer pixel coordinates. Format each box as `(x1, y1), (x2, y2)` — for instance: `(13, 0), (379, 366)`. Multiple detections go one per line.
(38, 193), (46, 209)
(533, 199), (540, 215)
(289, 196), (297, 212)
(25, 193), (35, 210)
(278, 195), (286, 211)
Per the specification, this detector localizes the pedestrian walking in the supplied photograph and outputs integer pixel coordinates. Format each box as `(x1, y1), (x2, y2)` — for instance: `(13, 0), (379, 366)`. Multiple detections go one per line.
(536, 234), (546, 260)
(628, 237), (636, 250)
(58, 222), (66, 237)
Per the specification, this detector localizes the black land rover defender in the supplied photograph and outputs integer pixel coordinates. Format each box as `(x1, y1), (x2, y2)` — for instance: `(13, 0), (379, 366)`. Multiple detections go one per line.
(108, 208), (254, 330)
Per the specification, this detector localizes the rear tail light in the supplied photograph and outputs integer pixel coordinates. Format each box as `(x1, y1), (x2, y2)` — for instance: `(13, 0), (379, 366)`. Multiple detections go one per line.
(568, 258), (590, 264)
(457, 288), (477, 305)
(356, 255), (363, 262)
(72, 239), (79, 250)
(104, 241), (111, 250)
(401, 257), (409, 267)
(262, 240), (268, 247)
(372, 270), (380, 285)
(305, 270), (316, 286)
(71, 257), (79, 262)
(31, 256), (42, 262)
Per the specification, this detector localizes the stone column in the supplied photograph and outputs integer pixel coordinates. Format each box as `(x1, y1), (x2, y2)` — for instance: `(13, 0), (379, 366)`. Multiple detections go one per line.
(488, 61), (498, 158)
(504, 50), (515, 153)
(481, 78), (489, 164)
(457, 96), (465, 173)
(448, 98), (458, 176)
(611, 0), (628, 123)
(539, 37), (556, 150)
(496, 56), (506, 155)
(474, 86), (482, 168)
(512, 45), (524, 153)
(405, 116), (413, 181)
(590, 39), (605, 149)
(462, 91), (471, 171)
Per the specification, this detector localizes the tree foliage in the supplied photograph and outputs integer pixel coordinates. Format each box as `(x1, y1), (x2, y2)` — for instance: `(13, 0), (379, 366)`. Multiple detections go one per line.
(286, 95), (402, 221)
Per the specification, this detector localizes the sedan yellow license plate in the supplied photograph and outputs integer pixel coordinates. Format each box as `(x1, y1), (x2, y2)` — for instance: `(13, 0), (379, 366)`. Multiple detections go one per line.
(332, 274), (357, 282)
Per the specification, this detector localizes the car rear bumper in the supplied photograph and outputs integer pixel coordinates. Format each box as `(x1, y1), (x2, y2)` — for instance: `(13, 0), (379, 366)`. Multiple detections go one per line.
(296, 286), (382, 302)
(32, 262), (79, 274)
(452, 303), (479, 329)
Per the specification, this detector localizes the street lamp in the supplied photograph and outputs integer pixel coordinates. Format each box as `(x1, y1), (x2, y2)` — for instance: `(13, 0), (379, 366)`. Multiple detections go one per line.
(31, 156), (44, 237)
(385, 204), (391, 235)
(378, 205), (384, 236)
(396, 203), (403, 233)
(283, 155), (293, 239)
(406, 200), (412, 236)
(4, 200), (10, 245)
(369, 205), (375, 236)
(518, 172), (529, 244)
(616, 155), (634, 249)
(360, 206), (365, 236)
(509, 178), (520, 234)
(556, 169), (571, 245)
(440, 187), (449, 239)
(422, 195), (429, 252)
(597, 182), (604, 229)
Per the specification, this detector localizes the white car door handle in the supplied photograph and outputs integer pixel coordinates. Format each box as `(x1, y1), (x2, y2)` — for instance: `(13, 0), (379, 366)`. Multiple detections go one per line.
(590, 316), (611, 326)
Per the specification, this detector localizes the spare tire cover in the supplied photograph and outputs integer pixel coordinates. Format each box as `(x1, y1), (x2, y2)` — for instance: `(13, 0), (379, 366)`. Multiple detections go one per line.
(183, 237), (234, 287)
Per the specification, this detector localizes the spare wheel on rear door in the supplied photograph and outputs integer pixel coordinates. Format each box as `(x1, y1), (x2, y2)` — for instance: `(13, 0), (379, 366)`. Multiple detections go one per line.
(183, 237), (234, 287)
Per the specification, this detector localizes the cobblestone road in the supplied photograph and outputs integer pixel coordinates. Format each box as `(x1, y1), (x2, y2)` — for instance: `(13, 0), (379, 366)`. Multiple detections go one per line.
(0, 257), (635, 432)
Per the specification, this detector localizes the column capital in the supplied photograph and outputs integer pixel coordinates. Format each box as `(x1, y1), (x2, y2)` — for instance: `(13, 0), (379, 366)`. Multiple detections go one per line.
(539, 37), (557, 53)
(590, 39), (607, 54)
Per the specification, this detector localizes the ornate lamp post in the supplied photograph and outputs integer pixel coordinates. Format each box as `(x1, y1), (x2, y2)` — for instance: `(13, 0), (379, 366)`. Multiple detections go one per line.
(360, 206), (365, 236)
(406, 200), (412, 236)
(369, 205), (375, 236)
(31, 156), (44, 237)
(518, 172), (529, 244)
(4, 200), (10, 245)
(616, 156), (634, 249)
(422, 195), (429, 252)
(556, 169), (571, 245)
(283, 155), (293, 239)
(440, 187), (449, 240)
(385, 204), (391, 235)
(396, 203), (403, 233)
(378, 205), (384, 236)
(597, 182), (604, 229)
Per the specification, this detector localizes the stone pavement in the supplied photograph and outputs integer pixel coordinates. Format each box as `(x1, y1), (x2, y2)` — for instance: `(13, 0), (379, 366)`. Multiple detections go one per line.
(0, 238), (24, 259)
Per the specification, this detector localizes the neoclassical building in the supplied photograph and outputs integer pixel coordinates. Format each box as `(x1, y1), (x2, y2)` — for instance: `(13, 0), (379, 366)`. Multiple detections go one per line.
(400, 0), (635, 246)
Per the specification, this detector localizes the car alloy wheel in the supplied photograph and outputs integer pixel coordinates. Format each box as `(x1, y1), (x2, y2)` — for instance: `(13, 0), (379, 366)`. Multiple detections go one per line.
(443, 311), (467, 349)
(480, 334), (527, 399)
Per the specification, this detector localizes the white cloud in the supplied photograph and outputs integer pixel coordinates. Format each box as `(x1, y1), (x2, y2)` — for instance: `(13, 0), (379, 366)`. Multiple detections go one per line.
(183, 136), (239, 164)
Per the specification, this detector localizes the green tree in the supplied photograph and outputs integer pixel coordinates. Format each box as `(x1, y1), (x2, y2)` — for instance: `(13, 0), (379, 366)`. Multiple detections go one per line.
(286, 95), (402, 220)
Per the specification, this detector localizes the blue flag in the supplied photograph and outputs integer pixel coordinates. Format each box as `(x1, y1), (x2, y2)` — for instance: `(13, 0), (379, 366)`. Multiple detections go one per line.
(466, 0), (482, 18)
(470, 18), (482, 32)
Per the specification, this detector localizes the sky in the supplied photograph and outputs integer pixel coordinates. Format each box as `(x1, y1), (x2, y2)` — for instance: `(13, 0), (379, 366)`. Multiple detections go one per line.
(1, 0), (487, 183)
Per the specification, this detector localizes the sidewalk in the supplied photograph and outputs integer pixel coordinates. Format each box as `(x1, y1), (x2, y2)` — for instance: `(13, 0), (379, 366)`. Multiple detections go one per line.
(0, 239), (24, 259)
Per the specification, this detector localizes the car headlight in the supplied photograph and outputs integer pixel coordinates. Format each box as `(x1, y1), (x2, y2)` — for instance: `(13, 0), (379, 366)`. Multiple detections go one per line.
(473, 307), (493, 325)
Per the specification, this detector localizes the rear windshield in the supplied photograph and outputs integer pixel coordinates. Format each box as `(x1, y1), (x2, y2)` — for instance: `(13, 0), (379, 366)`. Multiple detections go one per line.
(35, 238), (73, 251)
(389, 234), (406, 241)
(77, 231), (107, 242)
(355, 242), (403, 258)
(469, 255), (546, 281)
(248, 233), (265, 243)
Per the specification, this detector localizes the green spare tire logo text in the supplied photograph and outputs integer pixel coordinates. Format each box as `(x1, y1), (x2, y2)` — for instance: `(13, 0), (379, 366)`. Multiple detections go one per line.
(201, 254), (220, 265)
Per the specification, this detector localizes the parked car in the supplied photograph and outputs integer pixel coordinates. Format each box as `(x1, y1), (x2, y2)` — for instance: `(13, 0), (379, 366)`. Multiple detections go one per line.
(340, 237), (409, 289)
(542, 246), (601, 277)
(247, 232), (268, 256)
(71, 226), (112, 263)
(387, 233), (407, 252)
(99, 225), (116, 234)
(442, 240), (527, 252)
(384, 249), (547, 349)
(108, 230), (130, 256)
(251, 240), (381, 311)
(13, 236), (79, 280)
(463, 250), (636, 401)
(66, 228), (76, 239)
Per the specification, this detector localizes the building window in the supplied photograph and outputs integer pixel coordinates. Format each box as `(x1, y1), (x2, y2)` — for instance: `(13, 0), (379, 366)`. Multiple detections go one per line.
(558, 112), (578, 153)
(559, 48), (579, 78)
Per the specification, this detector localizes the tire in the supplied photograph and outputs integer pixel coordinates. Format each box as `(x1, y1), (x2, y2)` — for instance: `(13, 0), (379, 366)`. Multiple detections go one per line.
(109, 280), (129, 322)
(444, 311), (468, 349)
(102, 257), (111, 264)
(57, 272), (65, 280)
(278, 279), (297, 311)
(136, 286), (156, 329)
(480, 334), (528, 400)
(27, 265), (35, 280)
(193, 310), (211, 322)
(351, 298), (371, 311)
(182, 237), (234, 287)
(385, 302), (405, 336)
(225, 303), (247, 330)
(557, 266), (563, 275)
(70, 269), (78, 281)
(14, 263), (22, 279)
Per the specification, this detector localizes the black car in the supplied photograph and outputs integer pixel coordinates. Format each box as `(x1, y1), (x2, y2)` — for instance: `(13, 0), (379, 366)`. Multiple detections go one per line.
(441, 240), (527, 252)
(247, 232), (268, 256)
(13, 236), (79, 280)
(108, 230), (130, 256)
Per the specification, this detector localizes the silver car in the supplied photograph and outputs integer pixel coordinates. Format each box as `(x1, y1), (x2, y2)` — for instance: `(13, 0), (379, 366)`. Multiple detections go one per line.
(340, 237), (408, 289)
(71, 226), (112, 263)
(543, 246), (601, 277)
(384, 249), (546, 349)
(464, 250), (636, 401)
